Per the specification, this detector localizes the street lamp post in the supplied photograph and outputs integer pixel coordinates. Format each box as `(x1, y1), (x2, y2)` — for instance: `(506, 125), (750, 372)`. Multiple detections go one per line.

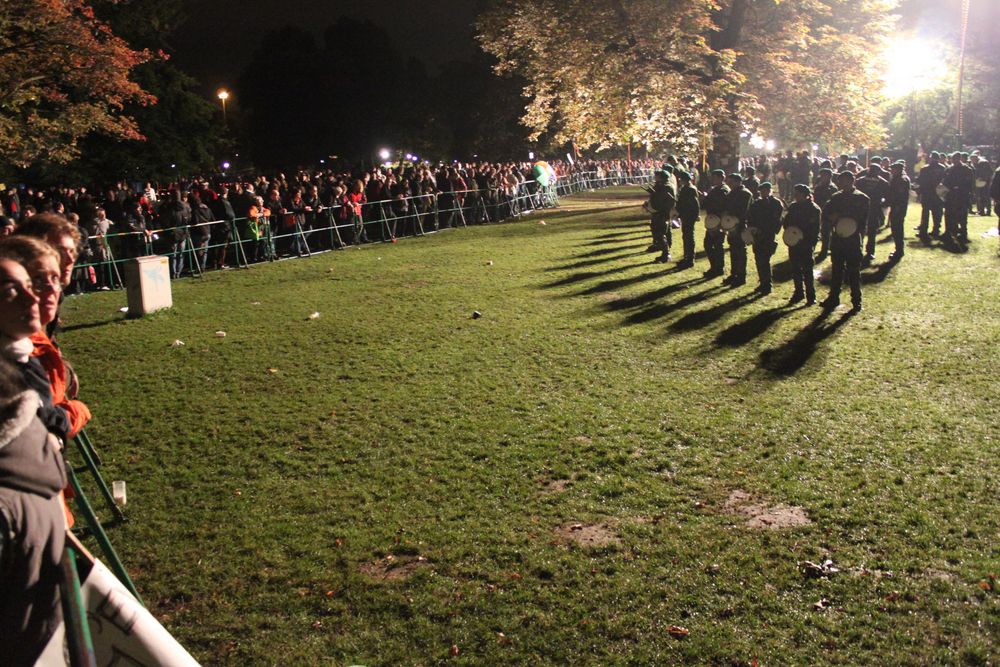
(217, 89), (230, 125)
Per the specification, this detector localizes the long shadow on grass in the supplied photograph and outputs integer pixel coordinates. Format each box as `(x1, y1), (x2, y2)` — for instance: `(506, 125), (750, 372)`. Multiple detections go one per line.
(757, 309), (856, 376)
(605, 276), (710, 312)
(861, 256), (900, 284)
(622, 284), (725, 325)
(543, 260), (650, 287)
(713, 303), (803, 347)
(667, 291), (762, 332)
(61, 318), (122, 333)
(566, 243), (647, 260)
(547, 250), (648, 272)
(574, 267), (671, 295)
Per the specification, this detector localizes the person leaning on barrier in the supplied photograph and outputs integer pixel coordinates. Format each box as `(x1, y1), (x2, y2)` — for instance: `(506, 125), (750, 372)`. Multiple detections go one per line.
(820, 171), (870, 313)
(746, 182), (784, 295)
(886, 161), (910, 262)
(210, 186), (236, 269)
(162, 190), (192, 279)
(722, 172), (753, 288)
(12, 213), (81, 340)
(784, 184), (821, 304)
(0, 346), (69, 666)
(702, 169), (730, 278)
(188, 189), (214, 270)
(675, 170), (700, 269)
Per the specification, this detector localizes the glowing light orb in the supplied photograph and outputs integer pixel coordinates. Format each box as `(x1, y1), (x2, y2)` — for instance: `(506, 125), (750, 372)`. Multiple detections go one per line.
(378, 148), (391, 161)
(883, 36), (949, 99)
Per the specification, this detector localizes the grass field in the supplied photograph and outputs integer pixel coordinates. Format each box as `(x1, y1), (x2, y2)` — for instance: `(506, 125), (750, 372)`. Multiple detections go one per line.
(61, 188), (1000, 666)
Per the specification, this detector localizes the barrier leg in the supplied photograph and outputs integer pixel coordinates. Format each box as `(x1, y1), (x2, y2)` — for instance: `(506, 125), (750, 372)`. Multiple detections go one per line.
(73, 434), (125, 521)
(67, 466), (144, 604)
(230, 221), (249, 268)
(183, 236), (203, 277)
(76, 428), (102, 467)
(294, 221), (312, 256)
(61, 541), (98, 667)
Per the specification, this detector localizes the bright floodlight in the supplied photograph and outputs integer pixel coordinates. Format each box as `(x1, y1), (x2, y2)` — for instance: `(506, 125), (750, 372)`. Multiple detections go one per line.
(379, 148), (391, 161)
(222, 161), (230, 170)
(217, 89), (229, 101)
(883, 36), (949, 99)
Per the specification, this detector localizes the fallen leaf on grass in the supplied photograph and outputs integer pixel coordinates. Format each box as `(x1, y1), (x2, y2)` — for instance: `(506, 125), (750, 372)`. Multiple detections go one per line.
(214, 331), (226, 337)
(667, 625), (689, 639)
(449, 645), (459, 657)
(308, 312), (320, 320)
(170, 339), (185, 347)
(537, 220), (547, 225)
(266, 368), (279, 374)
(813, 598), (831, 611)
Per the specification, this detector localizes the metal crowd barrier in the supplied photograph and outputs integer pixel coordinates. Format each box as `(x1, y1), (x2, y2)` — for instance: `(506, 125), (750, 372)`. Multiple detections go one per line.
(70, 169), (654, 291)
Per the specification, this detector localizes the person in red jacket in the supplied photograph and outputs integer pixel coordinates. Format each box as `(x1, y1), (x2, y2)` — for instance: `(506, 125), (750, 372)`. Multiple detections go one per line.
(0, 237), (90, 438)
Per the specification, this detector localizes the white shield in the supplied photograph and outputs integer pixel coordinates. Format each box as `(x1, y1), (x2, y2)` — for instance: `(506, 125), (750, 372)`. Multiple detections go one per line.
(935, 183), (949, 199)
(720, 213), (739, 231)
(704, 214), (722, 230)
(740, 227), (755, 245)
(834, 217), (858, 238)
(783, 226), (803, 247)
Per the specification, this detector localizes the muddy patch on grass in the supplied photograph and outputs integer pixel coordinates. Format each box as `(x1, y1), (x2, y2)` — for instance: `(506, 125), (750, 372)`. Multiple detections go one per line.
(555, 521), (621, 547)
(359, 555), (429, 581)
(542, 478), (572, 494)
(724, 490), (811, 530)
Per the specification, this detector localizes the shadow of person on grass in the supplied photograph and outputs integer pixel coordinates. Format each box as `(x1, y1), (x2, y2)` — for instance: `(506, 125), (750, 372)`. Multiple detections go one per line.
(860, 255), (901, 284)
(543, 263), (638, 288)
(667, 290), (762, 332)
(547, 249), (649, 272)
(622, 284), (725, 325)
(713, 302), (803, 347)
(606, 275), (710, 310)
(757, 308), (856, 376)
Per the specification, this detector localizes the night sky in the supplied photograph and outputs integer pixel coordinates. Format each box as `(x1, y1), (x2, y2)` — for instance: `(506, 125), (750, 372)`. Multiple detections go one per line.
(170, 0), (487, 95)
(167, 0), (998, 95)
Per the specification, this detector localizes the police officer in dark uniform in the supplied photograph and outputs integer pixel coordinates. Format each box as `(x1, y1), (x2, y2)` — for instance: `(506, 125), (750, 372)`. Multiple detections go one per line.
(743, 166), (761, 199)
(746, 181), (784, 295)
(675, 170), (700, 269)
(886, 160), (910, 261)
(784, 184), (821, 304)
(647, 169), (677, 263)
(820, 171), (870, 312)
(942, 151), (976, 246)
(916, 152), (946, 239)
(723, 173), (753, 288)
(812, 168), (838, 262)
(991, 164), (1000, 231)
(972, 153), (993, 216)
(703, 169), (729, 278)
(856, 163), (888, 264)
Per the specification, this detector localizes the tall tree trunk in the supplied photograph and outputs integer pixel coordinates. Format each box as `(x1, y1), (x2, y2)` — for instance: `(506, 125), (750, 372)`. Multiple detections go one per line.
(709, 0), (750, 173)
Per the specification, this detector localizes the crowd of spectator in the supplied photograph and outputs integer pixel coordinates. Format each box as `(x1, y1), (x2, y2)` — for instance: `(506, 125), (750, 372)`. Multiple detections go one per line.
(0, 158), (659, 290)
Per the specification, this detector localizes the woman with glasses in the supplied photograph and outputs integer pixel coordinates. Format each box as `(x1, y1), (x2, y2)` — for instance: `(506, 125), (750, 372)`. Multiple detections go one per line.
(0, 255), (69, 665)
(0, 236), (90, 440)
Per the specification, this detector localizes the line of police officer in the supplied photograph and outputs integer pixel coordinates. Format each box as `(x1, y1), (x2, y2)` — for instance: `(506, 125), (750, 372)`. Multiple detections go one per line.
(644, 150), (1000, 314)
